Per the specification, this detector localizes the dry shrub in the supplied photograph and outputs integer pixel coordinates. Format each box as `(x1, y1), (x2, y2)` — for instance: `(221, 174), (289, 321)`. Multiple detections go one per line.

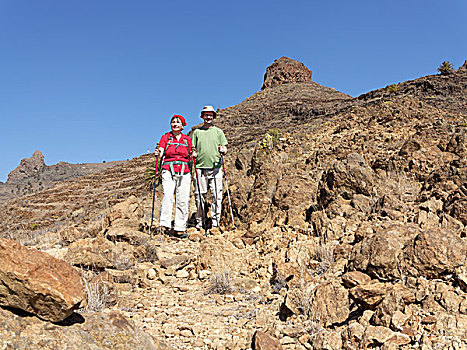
(138, 237), (159, 263)
(80, 278), (113, 312)
(312, 241), (335, 276)
(110, 253), (135, 271)
(206, 271), (233, 295)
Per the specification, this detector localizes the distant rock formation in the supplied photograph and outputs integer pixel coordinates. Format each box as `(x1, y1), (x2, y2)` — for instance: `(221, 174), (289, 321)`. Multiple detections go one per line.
(0, 151), (122, 204)
(261, 56), (313, 90)
(7, 150), (46, 183)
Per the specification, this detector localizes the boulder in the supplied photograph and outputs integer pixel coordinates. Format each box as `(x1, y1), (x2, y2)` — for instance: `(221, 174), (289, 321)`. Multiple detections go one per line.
(0, 239), (84, 322)
(65, 237), (139, 271)
(310, 329), (343, 350)
(350, 282), (390, 308)
(349, 223), (419, 281)
(105, 226), (149, 245)
(284, 277), (350, 327)
(159, 255), (190, 270)
(403, 227), (466, 279)
(446, 128), (466, 158)
(342, 271), (372, 288)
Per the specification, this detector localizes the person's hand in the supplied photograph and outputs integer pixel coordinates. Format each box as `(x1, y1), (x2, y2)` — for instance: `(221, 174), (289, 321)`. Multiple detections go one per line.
(218, 145), (227, 154)
(155, 148), (163, 157)
(191, 149), (197, 158)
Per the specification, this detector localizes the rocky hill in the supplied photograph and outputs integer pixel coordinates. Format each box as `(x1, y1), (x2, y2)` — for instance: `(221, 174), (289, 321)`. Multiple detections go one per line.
(0, 57), (466, 349)
(0, 150), (122, 204)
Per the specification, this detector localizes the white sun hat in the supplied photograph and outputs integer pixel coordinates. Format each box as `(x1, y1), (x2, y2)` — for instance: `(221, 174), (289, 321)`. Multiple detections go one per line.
(201, 105), (217, 118)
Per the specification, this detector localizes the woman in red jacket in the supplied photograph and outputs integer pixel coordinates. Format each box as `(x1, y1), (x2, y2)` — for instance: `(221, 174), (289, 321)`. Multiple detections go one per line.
(156, 115), (193, 237)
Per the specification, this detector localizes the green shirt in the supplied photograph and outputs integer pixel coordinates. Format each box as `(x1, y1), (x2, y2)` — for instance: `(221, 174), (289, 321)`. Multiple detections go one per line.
(192, 126), (228, 168)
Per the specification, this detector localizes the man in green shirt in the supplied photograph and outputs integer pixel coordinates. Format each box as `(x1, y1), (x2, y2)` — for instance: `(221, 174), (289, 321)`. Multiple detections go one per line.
(192, 105), (228, 229)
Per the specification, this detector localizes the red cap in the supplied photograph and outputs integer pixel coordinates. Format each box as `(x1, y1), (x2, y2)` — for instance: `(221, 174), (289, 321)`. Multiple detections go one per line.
(171, 114), (186, 126)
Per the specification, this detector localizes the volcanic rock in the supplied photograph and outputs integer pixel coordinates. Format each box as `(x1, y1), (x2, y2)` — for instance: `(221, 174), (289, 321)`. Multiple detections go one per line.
(65, 237), (140, 271)
(0, 238), (84, 322)
(318, 153), (376, 209)
(262, 56), (312, 90)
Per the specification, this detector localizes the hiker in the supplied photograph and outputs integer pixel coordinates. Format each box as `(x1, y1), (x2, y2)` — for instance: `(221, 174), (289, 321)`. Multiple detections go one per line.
(192, 105), (228, 229)
(156, 115), (193, 237)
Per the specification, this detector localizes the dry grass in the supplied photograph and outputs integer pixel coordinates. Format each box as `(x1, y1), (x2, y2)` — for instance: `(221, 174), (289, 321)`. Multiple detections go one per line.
(312, 241), (335, 276)
(80, 278), (113, 312)
(110, 253), (135, 271)
(206, 271), (233, 295)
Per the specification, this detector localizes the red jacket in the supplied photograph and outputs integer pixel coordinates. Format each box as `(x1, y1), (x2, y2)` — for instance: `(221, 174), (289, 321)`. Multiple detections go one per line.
(158, 132), (193, 174)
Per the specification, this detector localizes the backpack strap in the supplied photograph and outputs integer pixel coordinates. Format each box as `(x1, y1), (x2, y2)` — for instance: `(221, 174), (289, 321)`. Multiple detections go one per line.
(162, 160), (188, 176)
(162, 133), (190, 176)
(164, 133), (189, 152)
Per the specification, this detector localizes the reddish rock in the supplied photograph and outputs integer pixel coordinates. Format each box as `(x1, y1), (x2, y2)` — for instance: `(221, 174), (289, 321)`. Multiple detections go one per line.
(342, 271), (372, 288)
(252, 330), (281, 349)
(262, 56), (312, 90)
(350, 282), (389, 308)
(0, 239), (84, 322)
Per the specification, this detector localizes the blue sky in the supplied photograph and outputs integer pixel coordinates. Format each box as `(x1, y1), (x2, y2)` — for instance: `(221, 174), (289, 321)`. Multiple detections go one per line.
(1, 0), (466, 182)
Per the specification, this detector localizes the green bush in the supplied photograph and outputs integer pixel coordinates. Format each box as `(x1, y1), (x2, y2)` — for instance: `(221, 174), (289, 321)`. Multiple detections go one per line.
(259, 128), (283, 151)
(437, 61), (454, 75)
(386, 84), (398, 93)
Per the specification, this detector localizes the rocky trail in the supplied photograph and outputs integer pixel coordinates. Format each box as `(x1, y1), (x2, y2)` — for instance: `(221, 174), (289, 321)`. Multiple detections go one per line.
(1, 57), (467, 349)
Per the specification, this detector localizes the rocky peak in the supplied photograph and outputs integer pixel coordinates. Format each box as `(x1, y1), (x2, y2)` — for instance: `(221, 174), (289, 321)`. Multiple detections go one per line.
(261, 56), (313, 90)
(457, 59), (467, 73)
(7, 150), (46, 183)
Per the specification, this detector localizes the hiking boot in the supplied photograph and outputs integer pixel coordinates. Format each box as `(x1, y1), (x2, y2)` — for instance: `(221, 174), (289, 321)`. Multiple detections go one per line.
(158, 226), (170, 235)
(168, 229), (187, 239)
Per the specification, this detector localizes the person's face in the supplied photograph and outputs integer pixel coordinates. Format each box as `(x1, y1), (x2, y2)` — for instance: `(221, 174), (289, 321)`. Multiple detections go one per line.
(171, 118), (183, 132)
(202, 112), (215, 124)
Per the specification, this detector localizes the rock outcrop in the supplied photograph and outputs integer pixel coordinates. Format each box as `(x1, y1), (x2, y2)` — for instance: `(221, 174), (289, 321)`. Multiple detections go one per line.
(262, 56), (312, 90)
(6, 150), (46, 183)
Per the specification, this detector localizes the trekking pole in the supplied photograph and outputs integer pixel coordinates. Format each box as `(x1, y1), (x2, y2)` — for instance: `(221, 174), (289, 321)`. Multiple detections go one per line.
(192, 157), (206, 230)
(149, 147), (160, 239)
(213, 171), (219, 227)
(220, 153), (235, 229)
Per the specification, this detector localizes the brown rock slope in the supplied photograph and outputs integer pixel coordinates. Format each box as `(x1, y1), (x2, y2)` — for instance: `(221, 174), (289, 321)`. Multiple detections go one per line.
(0, 57), (466, 349)
(0, 154), (150, 246)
